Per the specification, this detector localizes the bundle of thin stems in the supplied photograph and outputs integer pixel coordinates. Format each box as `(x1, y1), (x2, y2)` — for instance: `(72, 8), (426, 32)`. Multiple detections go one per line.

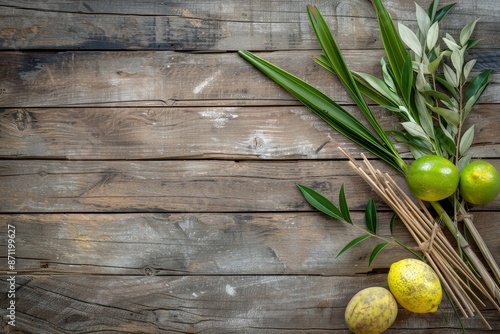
(238, 0), (500, 328)
(340, 148), (500, 329)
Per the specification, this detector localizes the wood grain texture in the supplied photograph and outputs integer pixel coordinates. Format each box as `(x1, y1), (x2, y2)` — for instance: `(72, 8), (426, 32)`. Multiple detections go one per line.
(0, 0), (499, 51)
(1, 159), (500, 212)
(0, 212), (498, 276)
(0, 275), (498, 333)
(0, 212), (416, 275)
(0, 159), (408, 212)
(1, 105), (499, 160)
(1, 0), (500, 332)
(1, 50), (499, 108)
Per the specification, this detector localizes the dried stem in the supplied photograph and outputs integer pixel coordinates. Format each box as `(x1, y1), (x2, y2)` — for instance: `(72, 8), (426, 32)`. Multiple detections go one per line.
(458, 204), (500, 286)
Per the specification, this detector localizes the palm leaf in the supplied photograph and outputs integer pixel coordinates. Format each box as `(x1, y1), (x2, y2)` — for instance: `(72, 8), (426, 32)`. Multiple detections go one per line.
(307, 5), (405, 172)
(315, 55), (400, 111)
(238, 50), (406, 173)
(372, 0), (407, 88)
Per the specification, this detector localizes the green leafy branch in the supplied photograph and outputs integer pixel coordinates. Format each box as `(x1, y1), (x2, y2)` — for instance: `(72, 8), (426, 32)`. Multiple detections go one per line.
(238, 0), (500, 324)
(297, 184), (420, 266)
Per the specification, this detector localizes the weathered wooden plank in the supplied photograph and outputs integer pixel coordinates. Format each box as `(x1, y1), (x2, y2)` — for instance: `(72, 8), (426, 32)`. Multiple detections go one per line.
(0, 105), (383, 160)
(2, 159), (500, 213)
(1, 50), (499, 108)
(1, 104), (499, 160)
(0, 212), (498, 276)
(0, 159), (401, 213)
(0, 0), (498, 51)
(0, 212), (414, 275)
(0, 274), (497, 333)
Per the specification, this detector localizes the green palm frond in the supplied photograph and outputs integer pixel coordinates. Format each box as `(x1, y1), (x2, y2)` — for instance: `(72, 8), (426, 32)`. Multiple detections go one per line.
(238, 50), (406, 174)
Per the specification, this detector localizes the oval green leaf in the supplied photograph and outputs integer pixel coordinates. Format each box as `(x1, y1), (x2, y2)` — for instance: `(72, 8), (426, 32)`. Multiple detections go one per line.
(369, 242), (390, 266)
(336, 234), (371, 258)
(339, 184), (353, 225)
(297, 184), (344, 222)
(459, 125), (474, 156)
(365, 198), (378, 234)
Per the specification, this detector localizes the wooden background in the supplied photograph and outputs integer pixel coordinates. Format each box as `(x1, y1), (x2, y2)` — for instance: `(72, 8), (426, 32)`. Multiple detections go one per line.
(0, 0), (499, 332)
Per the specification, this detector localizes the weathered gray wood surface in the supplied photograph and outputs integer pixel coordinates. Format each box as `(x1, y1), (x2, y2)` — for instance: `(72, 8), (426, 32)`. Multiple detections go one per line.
(0, 0), (499, 51)
(1, 275), (498, 333)
(1, 105), (499, 159)
(2, 159), (500, 213)
(0, 0), (499, 332)
(1, 50), (499, 108)
(0, 212), (498, 276)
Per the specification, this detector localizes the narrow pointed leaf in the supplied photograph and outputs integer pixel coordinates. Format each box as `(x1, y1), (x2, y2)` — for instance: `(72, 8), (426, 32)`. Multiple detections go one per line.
(238, 50), (406, 173)
(458, 154), (472, 172)
(459, 125), (475, 156)
(402, 122), (428, 140)
(353, 71), (402, 105)
(427, 22), (439, 50)
(443, 37), (460, 51)
(428, 52), (444, 74)
(416, 93), (435, 139)
(336, 234), (371, 258)
(399, 23), (423, 56)
(365, 198), (378, 234)
(463, 59), (477, 80)
(369, 242), (390, 266)
(427, 104), (459, 125)
(339, 184), (353, 225)
(436, 75), (459, 100)
(389, 214), (397, 235)
(372, 0), (407, 90)
(416, 3), (431, 36)
(451, 48), (464, 80)
(423, 89), (453, 106)
(460, 19), (478, 46)
(401, 53), (414, 107)
(465, 70), (492, 101)
(427, 0), (439, 22)
(443, 63), (458, 87)
(307, 6), (367, 110)
(297, 184), (344, 221)
(435, 126), (457, 156)
(387, 130), (433, 154)
(307, 5), (404, 170)
(434, 3), (456, 23)
(465, 39), (480, 50)
(315, 55), (399, 108)
(463, 71), (491, 119)
(393, 238), (424, 260)
(381, 58), (397, 92)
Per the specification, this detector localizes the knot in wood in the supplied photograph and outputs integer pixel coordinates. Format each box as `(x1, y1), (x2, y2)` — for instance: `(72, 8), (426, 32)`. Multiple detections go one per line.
(14, 109), (34, 131)
(143, 266), (158, 276)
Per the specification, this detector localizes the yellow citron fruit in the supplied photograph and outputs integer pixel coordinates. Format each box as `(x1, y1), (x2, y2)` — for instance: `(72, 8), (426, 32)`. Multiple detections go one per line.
(459, 160), (500, 205)
(405, 155), (459, 202)
(344, 287), (398, 334)
(388, 258), (442, 313)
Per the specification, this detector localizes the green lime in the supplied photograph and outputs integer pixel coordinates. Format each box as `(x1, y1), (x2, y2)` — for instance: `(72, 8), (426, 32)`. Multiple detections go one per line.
(406, 155), (459, 202)
(459, 160), (500, 205)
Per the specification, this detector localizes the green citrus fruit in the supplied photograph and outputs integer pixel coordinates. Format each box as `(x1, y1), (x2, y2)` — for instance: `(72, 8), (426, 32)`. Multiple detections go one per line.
(388, 258), (442, 313)
(405, 155), (459, 202)
(345, 286), (398, 334)
(459, 160), (500, 205)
